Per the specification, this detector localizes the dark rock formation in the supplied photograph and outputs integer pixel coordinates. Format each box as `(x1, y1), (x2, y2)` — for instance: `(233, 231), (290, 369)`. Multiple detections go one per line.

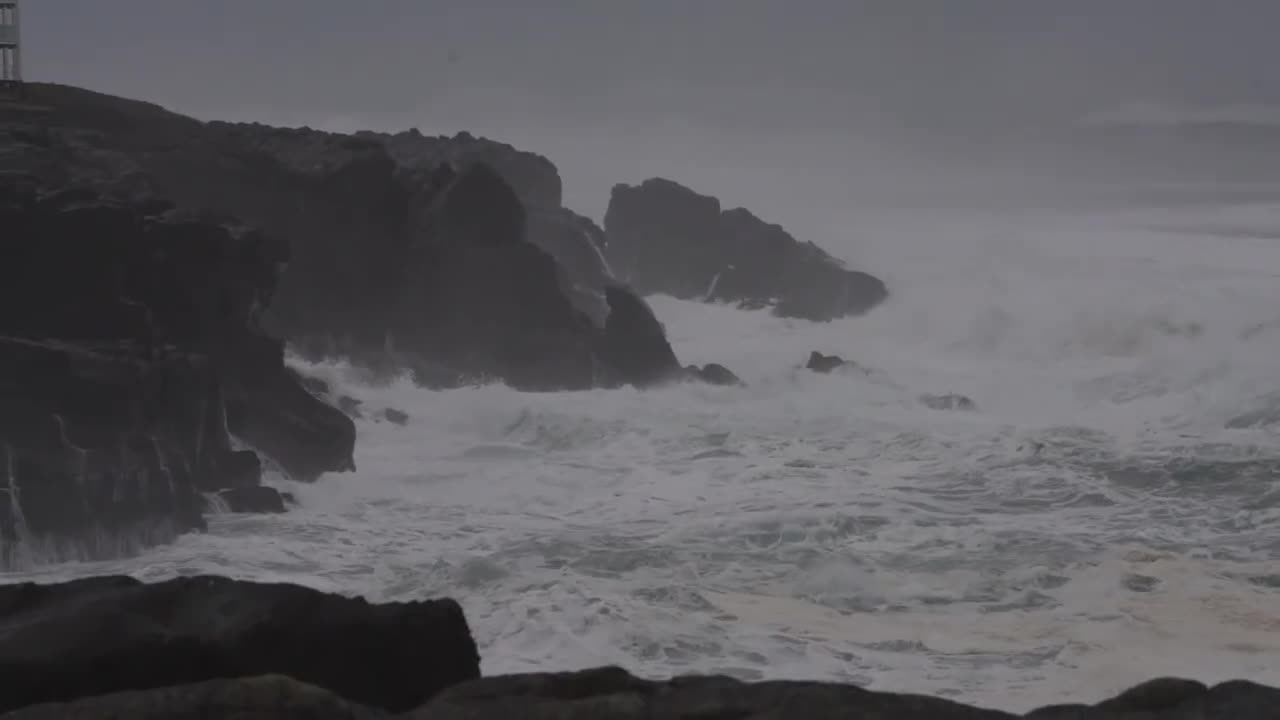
(595, 285), (683, 387)
(1, 83), (691, 392)
(1, 637), (1278, 718)
(3, 675), (386, 720)
(0, 337), (211, 563)
(225, 363), (356, 482)
(805, 351), (860, 374)
(685, 363), (745, 387)
(604, 178), (889, 322)
(0, 575), (479, 715)
(0, 182), (354, 564)
(920, 393), (977, 411)
(214, 486), (289, 514)
(416, 667), (1012, 719)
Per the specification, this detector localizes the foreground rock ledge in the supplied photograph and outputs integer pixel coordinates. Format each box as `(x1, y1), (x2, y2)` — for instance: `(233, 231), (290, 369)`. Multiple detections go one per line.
(0, 575), (479, 715)
(3, 667), (1278, 720)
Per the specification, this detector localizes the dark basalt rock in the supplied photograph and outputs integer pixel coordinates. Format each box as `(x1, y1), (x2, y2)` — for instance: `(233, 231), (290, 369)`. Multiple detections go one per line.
(685, 362), (745, 387)
(0, 183), (354, 563)
(2, 83), (703, 394)
(3, 675), (387, 720)
(224, 363), (357, 482)
(596, 285), (683, 388)
(604, 177), (889, 322)
(1, 641), (1278, 718)
(0, 338), (212, 561)
(0, 575), (479, 715)
(525, 207), (615, 324)
(213, 450), (265, 490)
(409, 667), (1280, 719)
(214, 486), (289, 514)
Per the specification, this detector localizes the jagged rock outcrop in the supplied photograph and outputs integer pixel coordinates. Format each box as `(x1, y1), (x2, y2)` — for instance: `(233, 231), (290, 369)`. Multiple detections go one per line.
(359, 129), (616, 324)
(595, 285), (683, 387)
(2, 675), (386, 720)
(604, 178), (889, 321)
(1, 83), (694, 391)
(0, 181), (355, 564)
(0, 337), (212, 564)
(0, 575), (479, 715)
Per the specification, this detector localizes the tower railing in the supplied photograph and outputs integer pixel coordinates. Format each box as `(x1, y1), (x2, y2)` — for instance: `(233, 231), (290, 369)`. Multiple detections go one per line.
(0, 0), (23, 99)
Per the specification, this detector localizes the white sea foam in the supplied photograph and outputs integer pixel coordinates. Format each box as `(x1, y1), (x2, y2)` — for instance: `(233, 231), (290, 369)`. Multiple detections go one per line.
(5, 194), (1280, 712)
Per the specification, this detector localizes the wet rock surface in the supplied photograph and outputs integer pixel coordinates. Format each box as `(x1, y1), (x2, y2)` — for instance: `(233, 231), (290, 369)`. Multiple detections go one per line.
(0, 575), (479, 715)
(604, 178), (888, 322)
(0, 183), (353, 564)
(3, 663), (1276, 719)
(1, 83), (693, 392)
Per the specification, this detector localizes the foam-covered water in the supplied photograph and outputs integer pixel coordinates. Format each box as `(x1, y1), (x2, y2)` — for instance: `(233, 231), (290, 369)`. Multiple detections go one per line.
(7, 196), (1280, 712)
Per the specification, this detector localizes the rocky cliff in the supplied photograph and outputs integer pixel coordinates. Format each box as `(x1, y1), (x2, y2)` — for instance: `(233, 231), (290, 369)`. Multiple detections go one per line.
(605, 177), (889, 321)
(0, 83), (684, 392)
(0, 181), (355, 567)
(0, 83), (719, 560)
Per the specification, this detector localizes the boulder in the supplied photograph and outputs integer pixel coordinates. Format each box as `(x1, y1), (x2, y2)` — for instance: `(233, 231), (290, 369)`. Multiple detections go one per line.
(2, 659), (1278, 718)
(604, 178), (888, 321)
(2, 675), (386, 720)
(0, 575), (479, 714)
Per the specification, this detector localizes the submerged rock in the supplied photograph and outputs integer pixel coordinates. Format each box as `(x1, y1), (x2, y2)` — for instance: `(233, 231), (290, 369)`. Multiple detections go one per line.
(0, 575), (479, 715)
(604, 178), (888, 321)
(920, 393), (977, 411)
(805, 351), (862, 374)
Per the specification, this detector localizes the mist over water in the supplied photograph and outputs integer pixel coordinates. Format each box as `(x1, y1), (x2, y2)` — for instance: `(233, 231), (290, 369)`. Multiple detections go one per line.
(9, 144), (1280, 711)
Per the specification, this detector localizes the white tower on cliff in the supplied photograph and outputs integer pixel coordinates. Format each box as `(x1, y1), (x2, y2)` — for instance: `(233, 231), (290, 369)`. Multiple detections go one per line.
(0, 0), (21, 89)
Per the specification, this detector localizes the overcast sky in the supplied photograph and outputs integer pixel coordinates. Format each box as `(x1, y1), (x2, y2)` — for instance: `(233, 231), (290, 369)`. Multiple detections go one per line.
(22, 1), (1280, 131)
(18, 1), (1280, 218)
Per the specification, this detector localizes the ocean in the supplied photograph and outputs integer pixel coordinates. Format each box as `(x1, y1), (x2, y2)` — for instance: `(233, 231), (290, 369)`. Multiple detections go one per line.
(6, 183), (1280, 714)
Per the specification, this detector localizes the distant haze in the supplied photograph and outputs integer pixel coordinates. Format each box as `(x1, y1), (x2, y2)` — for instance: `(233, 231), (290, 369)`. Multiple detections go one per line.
(22, 1), (1280, 225)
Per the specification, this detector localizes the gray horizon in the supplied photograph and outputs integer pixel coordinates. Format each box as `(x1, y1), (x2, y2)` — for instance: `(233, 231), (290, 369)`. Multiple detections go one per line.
(18, 1), (1280, 219)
